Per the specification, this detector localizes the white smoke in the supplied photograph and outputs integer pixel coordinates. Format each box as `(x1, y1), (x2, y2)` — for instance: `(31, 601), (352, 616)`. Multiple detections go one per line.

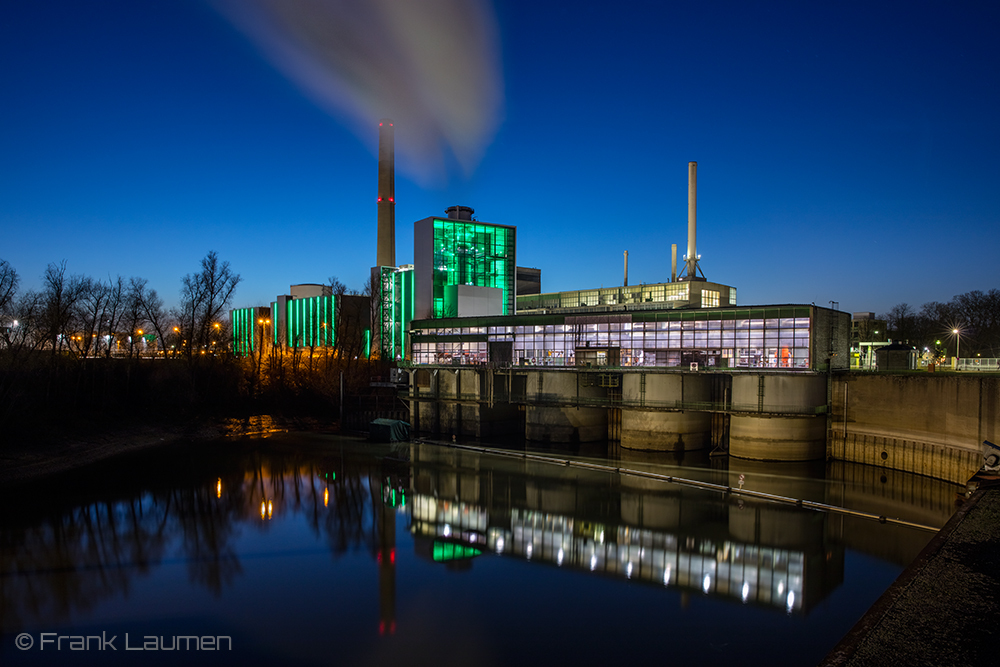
(212, 0), (504, 183)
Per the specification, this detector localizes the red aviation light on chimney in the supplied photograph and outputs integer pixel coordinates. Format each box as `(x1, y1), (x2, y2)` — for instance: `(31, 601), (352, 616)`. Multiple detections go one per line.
(379, 122), (383, 126)
(389, 197), (394, 202)
(377, 197), (382, 202)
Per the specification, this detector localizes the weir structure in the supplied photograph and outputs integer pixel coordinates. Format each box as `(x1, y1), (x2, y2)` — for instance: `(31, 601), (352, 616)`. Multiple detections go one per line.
(404, 367), (999, 485)
(407, 366), (833, 461)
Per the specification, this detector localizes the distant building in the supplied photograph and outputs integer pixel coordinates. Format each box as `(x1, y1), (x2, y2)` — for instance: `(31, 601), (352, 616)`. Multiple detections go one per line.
(516, 267), (541, 296)
(517, 280), (735, 313)
(850, 312), (887, 369)
(231, 286), (371, 357)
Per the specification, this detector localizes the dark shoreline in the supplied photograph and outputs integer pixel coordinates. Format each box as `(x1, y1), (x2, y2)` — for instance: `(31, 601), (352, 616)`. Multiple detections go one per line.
(0, 414), (341, 486)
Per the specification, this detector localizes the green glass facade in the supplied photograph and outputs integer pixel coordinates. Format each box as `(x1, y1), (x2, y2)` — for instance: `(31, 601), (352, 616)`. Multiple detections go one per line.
(231, 306), (270, 355)
(231, 296), (371, 358)
(390, 268), (415, 360)
(431, 219), (515, 318)
(283, 294), (337, 348)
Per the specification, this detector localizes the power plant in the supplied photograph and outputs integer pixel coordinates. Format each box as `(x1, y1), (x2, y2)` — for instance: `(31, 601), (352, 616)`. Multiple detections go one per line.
(230, 119), (850, 459)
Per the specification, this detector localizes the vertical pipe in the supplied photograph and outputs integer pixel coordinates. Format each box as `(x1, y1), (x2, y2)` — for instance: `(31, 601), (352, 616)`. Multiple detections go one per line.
(671, 244), (677, 282)
(624, 250), (629, 287)
(686, 161), (697, 279)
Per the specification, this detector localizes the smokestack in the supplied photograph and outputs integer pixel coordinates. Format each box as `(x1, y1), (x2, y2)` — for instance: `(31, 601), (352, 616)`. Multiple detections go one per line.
(624, 250), (628, 287)
(671, 244), (677, 282)
(376, 118), (395, 268)
(686, 161), (698, 279)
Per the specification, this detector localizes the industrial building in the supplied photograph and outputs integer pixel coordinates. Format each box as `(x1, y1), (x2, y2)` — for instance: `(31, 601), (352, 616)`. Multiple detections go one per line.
(409, 305), (841, 370)
(233, 122), (849, 375)
(231, 285), (370, 358)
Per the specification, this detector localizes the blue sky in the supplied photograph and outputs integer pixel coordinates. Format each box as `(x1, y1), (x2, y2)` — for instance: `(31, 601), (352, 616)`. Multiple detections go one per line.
(2, 0), (998, 316)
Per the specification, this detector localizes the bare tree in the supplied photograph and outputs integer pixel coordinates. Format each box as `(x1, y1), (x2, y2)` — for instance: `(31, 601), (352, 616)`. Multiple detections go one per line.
(327, 275), (348, 296)
(135, 281), (173, 357)
(73, 277), (109, 358)
(102, 276), (128, 358)
(880, 302), (916, 343)
(40, 261), (88, 357)
(0, 259), (17, 321)
(178, 251), (241, 358)
(122, 278), (150, 359)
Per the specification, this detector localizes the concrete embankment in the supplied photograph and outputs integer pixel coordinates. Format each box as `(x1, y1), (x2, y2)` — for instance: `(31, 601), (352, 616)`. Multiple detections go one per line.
(821, 481), (1000, 667)
(830, 374), (1000, 484)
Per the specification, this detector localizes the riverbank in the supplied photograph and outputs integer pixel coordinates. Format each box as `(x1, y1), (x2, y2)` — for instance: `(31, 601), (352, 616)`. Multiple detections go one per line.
(821, 476), (1000, 666)
(0, 414), (339, 486)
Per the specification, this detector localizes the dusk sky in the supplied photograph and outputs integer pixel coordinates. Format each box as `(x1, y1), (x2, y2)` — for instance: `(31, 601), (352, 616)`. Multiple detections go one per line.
(2, 0), (998, 317)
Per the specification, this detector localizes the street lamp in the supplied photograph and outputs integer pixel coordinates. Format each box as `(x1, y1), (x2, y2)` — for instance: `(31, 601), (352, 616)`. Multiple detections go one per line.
(953, 328), (961, 363)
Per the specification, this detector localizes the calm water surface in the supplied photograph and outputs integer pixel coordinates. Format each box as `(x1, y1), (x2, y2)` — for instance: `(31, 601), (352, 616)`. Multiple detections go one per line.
(1, 434), (962, 666)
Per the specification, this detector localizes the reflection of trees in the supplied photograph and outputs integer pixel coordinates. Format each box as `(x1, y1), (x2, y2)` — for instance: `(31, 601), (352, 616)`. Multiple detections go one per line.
(0, 440), (399, 634)
(170, 485), (242, 595)
(0, 495), (172, 632)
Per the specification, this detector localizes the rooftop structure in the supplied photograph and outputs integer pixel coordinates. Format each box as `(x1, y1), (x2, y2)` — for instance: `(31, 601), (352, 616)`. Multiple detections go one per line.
(413, 206), (516, 321)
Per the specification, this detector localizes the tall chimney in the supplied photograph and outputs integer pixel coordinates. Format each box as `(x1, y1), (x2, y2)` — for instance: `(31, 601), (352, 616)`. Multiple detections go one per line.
(671, 244), (677, 282)
(376, 119), (395, 268)
(685, 161), (698, 279)
(624, 250), (628, 287)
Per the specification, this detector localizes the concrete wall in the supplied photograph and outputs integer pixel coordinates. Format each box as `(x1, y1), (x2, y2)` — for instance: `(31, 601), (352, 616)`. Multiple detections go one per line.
(620, 373), (712, 451)
(525, 370), (608, 443)
(829, 374), (999, 483)
(410, 368), (519, 438)
(813, 308), (852, 370)
(729, 374), (828, 461)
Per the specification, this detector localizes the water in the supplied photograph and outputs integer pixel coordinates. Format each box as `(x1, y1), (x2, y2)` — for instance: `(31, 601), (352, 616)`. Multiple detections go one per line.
(0, 434), (961, 666)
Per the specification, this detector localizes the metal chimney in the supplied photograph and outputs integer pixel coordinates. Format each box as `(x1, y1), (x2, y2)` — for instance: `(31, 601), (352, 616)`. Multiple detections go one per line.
(680, 161), (704, 281)
(376, 118), (395, 268)
(671, 244), (677, 282)
(624, 250), (628, 287)
(686, 161), (698, 279)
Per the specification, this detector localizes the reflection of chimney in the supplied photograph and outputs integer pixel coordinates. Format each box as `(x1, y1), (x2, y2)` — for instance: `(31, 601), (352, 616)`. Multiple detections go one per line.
(376, 119), (395, 268)
(377, 487), (396, 636)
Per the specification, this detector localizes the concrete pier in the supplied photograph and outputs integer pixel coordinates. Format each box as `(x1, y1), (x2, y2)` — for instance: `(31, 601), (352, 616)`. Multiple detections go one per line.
(729, 374), (827, 461)
(620, 373), (712, 451)
(525, 371), (608, 443)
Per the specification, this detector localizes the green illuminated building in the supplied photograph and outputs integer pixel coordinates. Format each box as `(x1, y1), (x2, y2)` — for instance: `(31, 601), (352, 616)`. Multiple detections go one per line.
(231, 306), (272, 356)
(413, 206), (516, 321)
(230, 286), (371, 358)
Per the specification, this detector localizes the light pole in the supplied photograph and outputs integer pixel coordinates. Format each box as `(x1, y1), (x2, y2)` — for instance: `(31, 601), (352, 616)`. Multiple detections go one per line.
(953, 328), (961, 366)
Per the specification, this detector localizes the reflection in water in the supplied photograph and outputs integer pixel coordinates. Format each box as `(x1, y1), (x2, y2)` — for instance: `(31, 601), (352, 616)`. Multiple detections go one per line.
(407, 446), (838, 614)
(0, 435), (963, 665)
